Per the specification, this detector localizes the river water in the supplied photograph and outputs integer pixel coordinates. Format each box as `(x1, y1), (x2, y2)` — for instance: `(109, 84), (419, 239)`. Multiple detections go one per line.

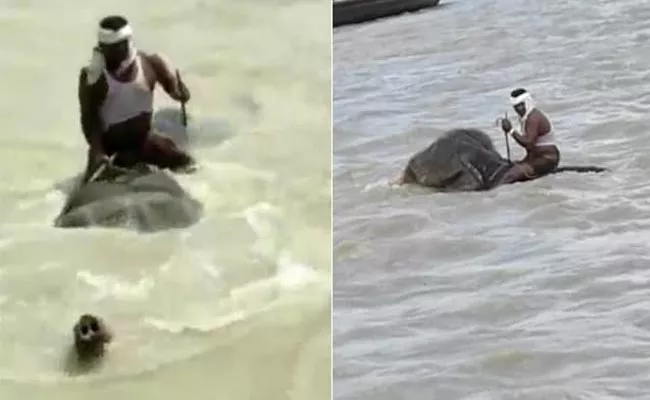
(0, 0), (331, 399)
(333, 0), (650, 398)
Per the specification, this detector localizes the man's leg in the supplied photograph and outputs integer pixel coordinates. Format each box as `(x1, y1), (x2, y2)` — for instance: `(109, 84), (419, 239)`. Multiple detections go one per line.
(529, 153), (560, 177)
(110, 130), (148, 169)
(141, 132), (197, 173)
(500, 162), (536, 184)
(501, 153), (559, 185)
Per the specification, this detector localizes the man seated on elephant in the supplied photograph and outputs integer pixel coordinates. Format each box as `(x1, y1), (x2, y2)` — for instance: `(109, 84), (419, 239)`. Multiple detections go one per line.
(77, 15), (197, 182)
(499, 88), (560, 183)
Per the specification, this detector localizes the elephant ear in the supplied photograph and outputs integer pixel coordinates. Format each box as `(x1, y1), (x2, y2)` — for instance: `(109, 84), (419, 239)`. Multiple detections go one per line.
(459, 128), (497, 152)
(404, 149), (445, 187)
(402, 137), (469, 189)
(442, 154), (484, 191)
(468, 144), (512, 188)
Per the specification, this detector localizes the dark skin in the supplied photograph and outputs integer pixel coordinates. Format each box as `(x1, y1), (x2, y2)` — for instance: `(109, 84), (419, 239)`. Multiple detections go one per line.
(500, 106), (552, 152)
(77, 39), (190, 181)
(72, 314), (113, 363)
(499, 103), (558, 183)
(64, 314), (113, 375)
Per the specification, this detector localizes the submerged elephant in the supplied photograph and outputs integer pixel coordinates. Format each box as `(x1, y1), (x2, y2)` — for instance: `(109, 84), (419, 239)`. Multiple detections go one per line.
(54, 163), (203, 232)
(399, 128), (607, 191)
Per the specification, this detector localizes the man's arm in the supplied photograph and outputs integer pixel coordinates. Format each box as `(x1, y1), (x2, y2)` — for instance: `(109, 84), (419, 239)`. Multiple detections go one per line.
(147, 53), (191, 102)
(77, 68), (104, 152)
(511, 115), (540, 151)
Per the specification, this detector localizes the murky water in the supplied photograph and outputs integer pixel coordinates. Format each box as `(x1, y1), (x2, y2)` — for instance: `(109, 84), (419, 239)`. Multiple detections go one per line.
(0, 1), (331, 399)
(333, 0), (650, 398)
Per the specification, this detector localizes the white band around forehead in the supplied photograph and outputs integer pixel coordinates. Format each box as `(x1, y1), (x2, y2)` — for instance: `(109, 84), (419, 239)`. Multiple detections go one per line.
(510, 92), (531, 105)
(97, 24), (132, 44)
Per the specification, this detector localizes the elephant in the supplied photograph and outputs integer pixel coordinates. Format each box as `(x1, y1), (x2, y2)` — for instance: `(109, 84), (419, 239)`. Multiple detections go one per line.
(53, 162), (203, 232)
(51, 106), (233, 231)
(398, 128), (607, 191)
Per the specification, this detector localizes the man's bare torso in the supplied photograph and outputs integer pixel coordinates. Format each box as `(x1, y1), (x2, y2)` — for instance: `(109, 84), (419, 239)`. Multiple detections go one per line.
(524, 109), (555, 155)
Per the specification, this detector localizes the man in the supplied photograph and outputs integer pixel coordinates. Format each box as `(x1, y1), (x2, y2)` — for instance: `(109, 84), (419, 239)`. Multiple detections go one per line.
(499, 88), (560, 184)
(78, 15), (196, 182)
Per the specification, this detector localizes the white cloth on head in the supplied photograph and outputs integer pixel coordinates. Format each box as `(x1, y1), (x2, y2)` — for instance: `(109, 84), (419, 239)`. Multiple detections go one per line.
(85, 24), (137, 85)
(98, 24), (132, 44)
(510, 91), (536, 121)
(510, 91), (556, 146)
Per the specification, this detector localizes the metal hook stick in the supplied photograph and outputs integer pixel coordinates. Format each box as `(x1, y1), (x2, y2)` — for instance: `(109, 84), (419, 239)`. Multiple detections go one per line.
(175, 69), (188, 128)
(503, 112), (512, 164)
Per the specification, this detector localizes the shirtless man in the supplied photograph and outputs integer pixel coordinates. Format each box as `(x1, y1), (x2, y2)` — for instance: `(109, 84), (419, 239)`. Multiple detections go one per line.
(78, 15), (196, 182)
(500, 88), (560, 184)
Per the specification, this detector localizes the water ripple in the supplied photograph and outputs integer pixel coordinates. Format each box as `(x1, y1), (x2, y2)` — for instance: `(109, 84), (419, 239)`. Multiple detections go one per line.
(334, 0), (650, 398)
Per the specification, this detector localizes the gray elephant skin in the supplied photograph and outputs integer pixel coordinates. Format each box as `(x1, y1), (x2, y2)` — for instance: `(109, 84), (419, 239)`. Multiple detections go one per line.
(54, 165), (203, 232)
(400, 128), (606, 191)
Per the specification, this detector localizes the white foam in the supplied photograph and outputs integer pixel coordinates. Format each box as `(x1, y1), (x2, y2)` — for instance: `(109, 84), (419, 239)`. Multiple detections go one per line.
(76, 270), (155, 302)
(363, 177), (395, 192)
(276, 251), (320, 289)
(242, 202), (281, 237)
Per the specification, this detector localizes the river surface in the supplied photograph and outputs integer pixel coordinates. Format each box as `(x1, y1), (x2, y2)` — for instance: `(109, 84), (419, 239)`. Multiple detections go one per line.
(333, 0), (650, 398)
(0, 0), (331, 399)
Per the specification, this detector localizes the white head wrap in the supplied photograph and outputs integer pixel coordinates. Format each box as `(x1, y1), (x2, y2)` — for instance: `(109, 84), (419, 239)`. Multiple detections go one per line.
(510, 90), (536, 120)
(98, 24), (132, 44)
(86, 23), (137, 84)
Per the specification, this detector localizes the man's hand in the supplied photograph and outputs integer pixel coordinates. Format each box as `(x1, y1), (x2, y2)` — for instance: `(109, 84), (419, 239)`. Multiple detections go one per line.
(97, 154), (113, 166)
(88, 145), (111, 168)
(82, 146), (109, 183)
(500, 117), (512, 134)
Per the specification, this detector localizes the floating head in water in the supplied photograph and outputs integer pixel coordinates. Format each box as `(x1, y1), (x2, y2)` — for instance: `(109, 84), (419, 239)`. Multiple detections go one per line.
(72, 314), (112, 361)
